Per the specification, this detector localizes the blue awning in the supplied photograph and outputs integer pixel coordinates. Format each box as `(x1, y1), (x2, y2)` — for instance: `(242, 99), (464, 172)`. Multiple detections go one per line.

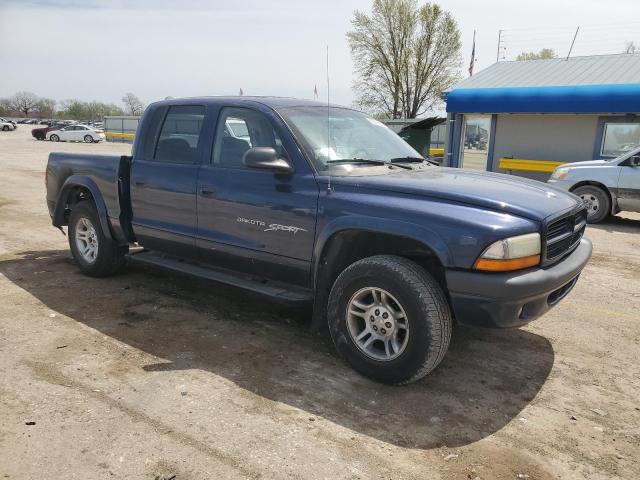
(446, 83), (640, 114)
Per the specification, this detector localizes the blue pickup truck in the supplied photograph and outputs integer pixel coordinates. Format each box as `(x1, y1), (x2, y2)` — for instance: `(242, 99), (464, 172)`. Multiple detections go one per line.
(46, 97), (592, 384)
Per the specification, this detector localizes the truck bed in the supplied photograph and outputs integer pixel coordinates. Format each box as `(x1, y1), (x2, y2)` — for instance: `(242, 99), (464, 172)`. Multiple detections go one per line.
(46, 152), (133, 244)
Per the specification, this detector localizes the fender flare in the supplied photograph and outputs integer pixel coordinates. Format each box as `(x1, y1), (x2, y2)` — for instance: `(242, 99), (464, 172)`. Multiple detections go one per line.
(53, 175), (114, 240)
(312, 215), (453, 290)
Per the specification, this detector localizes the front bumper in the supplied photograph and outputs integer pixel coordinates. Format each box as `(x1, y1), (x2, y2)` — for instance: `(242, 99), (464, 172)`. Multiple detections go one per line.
(445, 238), (592, 328)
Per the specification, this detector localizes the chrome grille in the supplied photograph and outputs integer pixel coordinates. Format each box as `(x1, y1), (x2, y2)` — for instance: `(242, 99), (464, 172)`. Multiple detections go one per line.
(542, 207), (587, 266)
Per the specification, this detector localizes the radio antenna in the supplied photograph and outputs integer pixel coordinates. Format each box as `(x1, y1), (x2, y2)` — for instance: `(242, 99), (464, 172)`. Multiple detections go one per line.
(326, 44), (332, 193)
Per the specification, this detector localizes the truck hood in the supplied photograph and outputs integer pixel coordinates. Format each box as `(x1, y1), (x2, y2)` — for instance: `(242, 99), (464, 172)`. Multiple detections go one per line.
(330, 166), (581, 222)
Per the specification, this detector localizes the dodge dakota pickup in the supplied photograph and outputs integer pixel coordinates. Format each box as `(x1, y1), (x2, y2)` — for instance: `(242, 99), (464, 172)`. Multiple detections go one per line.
(46, 97), (592, 384)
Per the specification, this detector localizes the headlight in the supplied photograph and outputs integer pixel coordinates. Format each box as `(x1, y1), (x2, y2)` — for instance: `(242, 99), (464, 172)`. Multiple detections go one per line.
(474, 233), (541, 272)
(550, 167), (569, 180)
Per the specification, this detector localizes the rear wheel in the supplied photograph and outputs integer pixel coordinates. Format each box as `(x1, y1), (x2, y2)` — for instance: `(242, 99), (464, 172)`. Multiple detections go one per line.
(68, 201), (126, 277)
(2, 126), (8, 131)
(50, 134), (59, 142)
(84, 134), (94, 143)
(34, 133), (44, 140)
(327, 255), (452, 385)
(573, 185), (610, 223)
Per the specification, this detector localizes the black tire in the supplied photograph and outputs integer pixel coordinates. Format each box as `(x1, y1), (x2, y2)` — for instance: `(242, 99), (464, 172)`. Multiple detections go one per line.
(327, 255), (452, 385)
(68, 201), (126, 277)
(573, 185), (610, 223)
(2, 126), (8, 131)
(84, 134), (94, 143)
(50, 134), (59, 142)
(34, 133), (44, 140)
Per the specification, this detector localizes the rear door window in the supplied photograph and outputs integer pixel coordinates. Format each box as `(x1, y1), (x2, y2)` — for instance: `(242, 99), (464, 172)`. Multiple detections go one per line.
(154, 105), (205, 163)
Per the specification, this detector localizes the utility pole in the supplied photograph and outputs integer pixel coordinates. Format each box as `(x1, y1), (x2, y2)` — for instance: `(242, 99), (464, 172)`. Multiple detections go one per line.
(496, 29), (502, 63)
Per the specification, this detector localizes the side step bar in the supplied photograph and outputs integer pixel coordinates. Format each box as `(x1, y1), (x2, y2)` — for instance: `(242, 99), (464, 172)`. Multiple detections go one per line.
(127, 251), (312, 302)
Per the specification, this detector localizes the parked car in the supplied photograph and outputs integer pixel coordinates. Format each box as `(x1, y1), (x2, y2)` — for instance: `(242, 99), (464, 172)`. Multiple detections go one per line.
(32, 123), (66, 140)
(548, 146), (640, 223)
(0, 118), (17, 131)
(45, 97), (592, 385)
(46, 124), (105, 143)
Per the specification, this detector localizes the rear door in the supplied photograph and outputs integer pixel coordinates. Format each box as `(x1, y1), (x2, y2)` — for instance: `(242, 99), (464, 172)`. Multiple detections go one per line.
(130, 104), (206, 257)
(196, 105), (319, 285)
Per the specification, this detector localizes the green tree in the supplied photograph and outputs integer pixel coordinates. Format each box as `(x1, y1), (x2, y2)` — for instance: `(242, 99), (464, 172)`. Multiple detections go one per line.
(59, 99), (88, 120)
(347, 0), (461, 118)
(0, 98), (12, 116)
(35, 98), (56, 118)
(516, 48), (557, 61)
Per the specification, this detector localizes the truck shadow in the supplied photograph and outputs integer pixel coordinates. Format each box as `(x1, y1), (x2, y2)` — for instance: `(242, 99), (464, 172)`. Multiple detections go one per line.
(587, 214), (640, 234)
(0, 250), (554, 450)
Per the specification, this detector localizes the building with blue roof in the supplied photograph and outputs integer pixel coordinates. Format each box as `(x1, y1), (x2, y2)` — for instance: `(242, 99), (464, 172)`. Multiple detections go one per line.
(443, 53), (640, 180)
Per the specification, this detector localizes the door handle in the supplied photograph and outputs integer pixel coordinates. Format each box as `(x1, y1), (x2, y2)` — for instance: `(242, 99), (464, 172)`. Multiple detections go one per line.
(199, 186), (215, 197)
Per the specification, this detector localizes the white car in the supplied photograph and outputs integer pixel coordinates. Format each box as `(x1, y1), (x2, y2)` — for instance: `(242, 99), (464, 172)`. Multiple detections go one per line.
(46, 124), (105, 143)
(0, 118), (17, 131)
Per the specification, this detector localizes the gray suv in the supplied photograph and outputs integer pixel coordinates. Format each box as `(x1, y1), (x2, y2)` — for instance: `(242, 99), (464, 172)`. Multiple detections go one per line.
(548, 147), (640, 223)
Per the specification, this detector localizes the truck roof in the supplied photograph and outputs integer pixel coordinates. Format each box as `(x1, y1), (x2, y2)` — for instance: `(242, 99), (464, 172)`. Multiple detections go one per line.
(149, 96), (345, 110)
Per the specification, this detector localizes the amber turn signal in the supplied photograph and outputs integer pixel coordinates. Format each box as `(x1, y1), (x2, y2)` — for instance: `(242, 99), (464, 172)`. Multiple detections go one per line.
(474, 254), (541, 272)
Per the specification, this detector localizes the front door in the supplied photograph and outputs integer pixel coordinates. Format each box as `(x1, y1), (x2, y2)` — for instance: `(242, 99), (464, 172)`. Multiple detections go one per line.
(617, 163), (640, 212)
(196, 106), (318, 285)
(130, 105), (206, 257)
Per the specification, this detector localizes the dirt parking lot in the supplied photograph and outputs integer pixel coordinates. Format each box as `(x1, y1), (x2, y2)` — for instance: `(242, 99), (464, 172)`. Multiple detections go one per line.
(0, 126), (639, 479)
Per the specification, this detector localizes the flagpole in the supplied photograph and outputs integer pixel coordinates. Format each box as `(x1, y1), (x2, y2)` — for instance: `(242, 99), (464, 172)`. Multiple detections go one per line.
(469, 30), (476, 77)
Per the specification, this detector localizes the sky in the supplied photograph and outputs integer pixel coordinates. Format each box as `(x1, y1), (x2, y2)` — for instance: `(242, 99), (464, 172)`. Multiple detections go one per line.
(1, 0), (639, 111)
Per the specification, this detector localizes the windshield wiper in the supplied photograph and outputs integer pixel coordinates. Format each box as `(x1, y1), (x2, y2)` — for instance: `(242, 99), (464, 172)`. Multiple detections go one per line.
(388, 156), (438, 166)
(326, 158), (412, 170)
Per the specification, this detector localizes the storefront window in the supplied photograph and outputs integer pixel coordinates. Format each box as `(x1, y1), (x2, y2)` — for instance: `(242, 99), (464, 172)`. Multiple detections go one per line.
(601, 123), (640, 157)
(460, 115), (491, 170)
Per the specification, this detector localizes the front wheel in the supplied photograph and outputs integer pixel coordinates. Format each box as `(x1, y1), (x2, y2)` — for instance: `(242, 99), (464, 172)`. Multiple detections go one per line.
(68, 201), (126, 277)
(573, 185), (610, 223)
(50, 134), (59, 142)
(327, 255), (452, 385)
(2, 126), (8, 131)
(84, 134), (94, 143)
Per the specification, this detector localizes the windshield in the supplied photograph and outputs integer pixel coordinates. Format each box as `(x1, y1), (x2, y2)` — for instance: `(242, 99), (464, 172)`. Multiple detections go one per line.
(278, 106), (422, 171)
(610, 145), (640, 162)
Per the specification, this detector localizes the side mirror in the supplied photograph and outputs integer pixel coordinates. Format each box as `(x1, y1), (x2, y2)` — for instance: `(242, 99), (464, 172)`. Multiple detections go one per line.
(242, 147), (293, 174)
(630, 155), (640, 167)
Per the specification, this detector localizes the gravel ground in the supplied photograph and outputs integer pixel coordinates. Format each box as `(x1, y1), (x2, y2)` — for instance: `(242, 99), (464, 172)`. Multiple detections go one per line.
(1, 126), (639, 480)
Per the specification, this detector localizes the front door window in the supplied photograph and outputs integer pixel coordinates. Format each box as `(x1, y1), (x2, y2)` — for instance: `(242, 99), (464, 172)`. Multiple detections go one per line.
(460, 115), (491, 171)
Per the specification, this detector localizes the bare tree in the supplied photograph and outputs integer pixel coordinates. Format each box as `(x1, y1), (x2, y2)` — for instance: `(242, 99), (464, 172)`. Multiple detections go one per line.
(625, 41), (637, 54)
(9, 91), (39, 117)
(516, 48), (557, 61)
(121, 93), (145, 116)
(347, 0), (461, 118)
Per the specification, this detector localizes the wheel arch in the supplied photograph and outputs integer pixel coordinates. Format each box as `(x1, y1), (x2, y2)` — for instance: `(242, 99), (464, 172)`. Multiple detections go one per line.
(569, 180), (617, 214)
(53, 176), (114, 240)
(310, 219), (452, 330)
